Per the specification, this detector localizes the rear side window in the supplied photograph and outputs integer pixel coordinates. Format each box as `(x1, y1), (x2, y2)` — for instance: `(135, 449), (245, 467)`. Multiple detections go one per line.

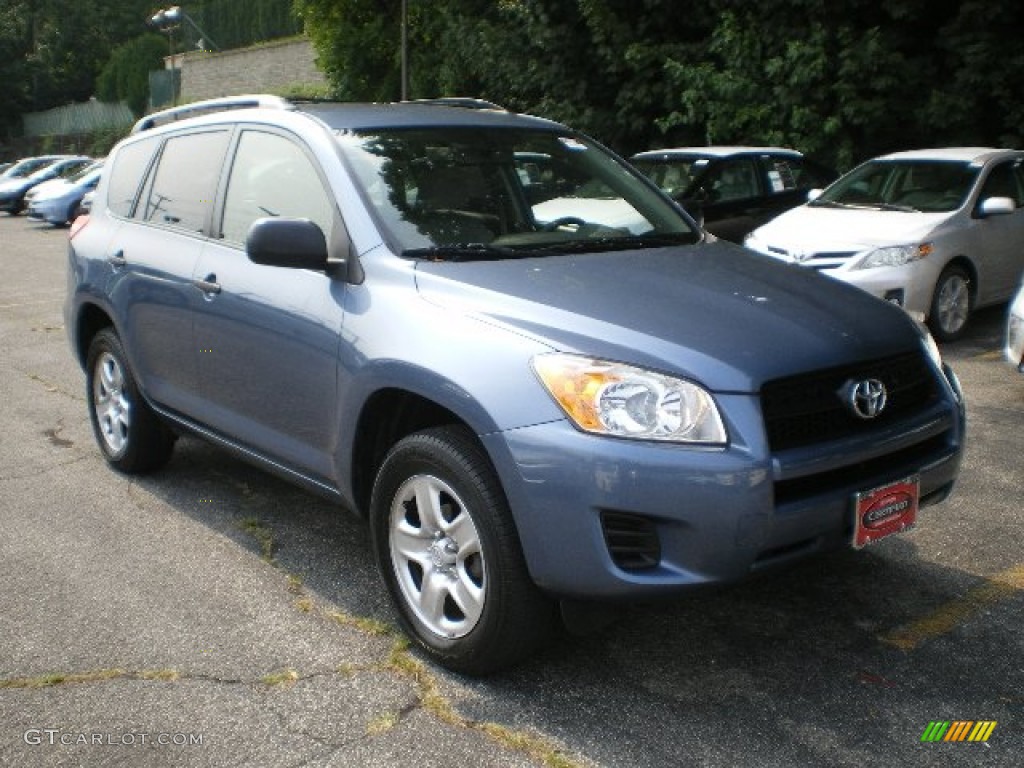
(766, 156), (830, 194)
(140, 130), (230, 232)
(107, 136), (160, 217)
(220, 130), (335, 245)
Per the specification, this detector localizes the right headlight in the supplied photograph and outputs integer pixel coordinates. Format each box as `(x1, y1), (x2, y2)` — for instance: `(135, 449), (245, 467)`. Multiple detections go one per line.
(532, 354), (727, 444)
(856, 243), (932, 270)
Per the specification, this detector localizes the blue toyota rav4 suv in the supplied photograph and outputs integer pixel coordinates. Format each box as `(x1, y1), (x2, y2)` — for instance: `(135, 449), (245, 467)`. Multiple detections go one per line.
(66, 96), (965, 673)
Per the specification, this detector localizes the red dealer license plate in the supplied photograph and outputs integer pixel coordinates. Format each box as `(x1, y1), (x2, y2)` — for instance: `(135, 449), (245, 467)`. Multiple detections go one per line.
(852, 476), (919, 548)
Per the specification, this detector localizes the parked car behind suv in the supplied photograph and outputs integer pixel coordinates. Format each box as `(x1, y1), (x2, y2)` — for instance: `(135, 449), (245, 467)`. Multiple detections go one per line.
(66, 96), (965, 674)
(26, 159), (104, 226)
(745, 148), (1024, 341)
(1007, 280), (1024, 372)
(0, 154), (92, 214)
(630, 146), (836, 243)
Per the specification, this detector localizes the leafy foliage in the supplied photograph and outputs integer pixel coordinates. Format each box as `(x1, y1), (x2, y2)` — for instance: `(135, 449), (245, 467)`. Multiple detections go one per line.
(96, 35), (168, 117)
(5, 0), (1024, 172)
(296, 0), (1024, 170)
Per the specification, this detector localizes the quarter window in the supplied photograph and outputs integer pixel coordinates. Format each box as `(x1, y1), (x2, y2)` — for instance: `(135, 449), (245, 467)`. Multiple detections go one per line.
(141, 130), (230, 232)
(220, 131), (334, 245)
(107, 136), (160, 218)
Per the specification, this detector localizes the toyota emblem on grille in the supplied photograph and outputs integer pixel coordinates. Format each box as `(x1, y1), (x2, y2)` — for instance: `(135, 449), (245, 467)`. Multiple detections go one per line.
(846, 378), (888, 419)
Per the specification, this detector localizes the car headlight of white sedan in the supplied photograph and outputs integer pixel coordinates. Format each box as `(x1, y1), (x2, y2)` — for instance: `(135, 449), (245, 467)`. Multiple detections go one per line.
(856, 243), (932, 269)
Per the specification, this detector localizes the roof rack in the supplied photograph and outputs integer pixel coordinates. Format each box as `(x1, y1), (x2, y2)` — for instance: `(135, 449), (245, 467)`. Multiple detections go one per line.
(407, 97), (506, 111)
(131, 94), (294, 134)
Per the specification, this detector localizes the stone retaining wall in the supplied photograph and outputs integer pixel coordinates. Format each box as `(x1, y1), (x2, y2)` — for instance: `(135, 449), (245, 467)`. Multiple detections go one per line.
(180, 37), (327, 102)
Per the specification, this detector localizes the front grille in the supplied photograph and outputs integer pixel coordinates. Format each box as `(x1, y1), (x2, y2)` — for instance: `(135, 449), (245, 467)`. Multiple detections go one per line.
(762, 352), (941, 452)
(601, 511), (660, 571)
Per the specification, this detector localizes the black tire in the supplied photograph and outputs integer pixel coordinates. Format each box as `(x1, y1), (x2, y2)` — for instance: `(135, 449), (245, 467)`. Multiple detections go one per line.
(928, 264), (972, 342)
(369, 425), (556, 675)
(85, 328), (175, 473)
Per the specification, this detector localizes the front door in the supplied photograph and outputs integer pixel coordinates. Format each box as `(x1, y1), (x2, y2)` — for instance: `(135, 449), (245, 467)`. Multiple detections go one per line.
(192, 128), (345, 482)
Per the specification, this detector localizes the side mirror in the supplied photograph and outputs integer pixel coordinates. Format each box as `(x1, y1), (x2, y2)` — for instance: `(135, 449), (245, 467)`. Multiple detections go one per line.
(246, 217), (328, 271)
(977, 196), (1015, 217)
(807, 188), (824, 202)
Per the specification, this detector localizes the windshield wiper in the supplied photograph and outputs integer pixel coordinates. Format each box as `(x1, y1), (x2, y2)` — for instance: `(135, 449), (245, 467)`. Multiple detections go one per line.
(525, 232), (698, 254)
(874, 202), (919, 212)
(402, 243), (523, 262)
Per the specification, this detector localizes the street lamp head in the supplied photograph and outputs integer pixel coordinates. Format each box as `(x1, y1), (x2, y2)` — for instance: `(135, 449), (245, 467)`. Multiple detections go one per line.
(151, 6), (182, 29)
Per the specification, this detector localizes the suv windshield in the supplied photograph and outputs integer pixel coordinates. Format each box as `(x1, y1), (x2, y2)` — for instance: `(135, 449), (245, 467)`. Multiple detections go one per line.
(338, 128), (696, 259)
(813, 159), (979, 213)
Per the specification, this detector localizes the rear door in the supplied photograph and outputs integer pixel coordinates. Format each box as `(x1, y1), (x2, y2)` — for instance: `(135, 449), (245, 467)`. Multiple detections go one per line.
(105, 129), (231, 414)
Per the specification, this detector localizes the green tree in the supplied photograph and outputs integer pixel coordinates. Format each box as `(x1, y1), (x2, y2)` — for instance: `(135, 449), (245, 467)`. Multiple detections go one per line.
(297, 0), (1024, 169)
(96, 34), (168, 116)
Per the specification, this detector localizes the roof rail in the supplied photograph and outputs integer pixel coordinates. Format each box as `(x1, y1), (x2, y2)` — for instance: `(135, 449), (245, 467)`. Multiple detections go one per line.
(131, 94), (294, 133)
(407, 97), (506, 111)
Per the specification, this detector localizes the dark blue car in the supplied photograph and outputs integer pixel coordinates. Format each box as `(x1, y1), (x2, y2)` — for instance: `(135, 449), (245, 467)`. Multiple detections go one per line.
(65, 96), (965, 673)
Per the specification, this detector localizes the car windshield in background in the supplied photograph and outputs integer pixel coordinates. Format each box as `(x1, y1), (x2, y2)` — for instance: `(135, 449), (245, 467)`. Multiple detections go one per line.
(812, 159), (979, 213)
(337, 128), (696, 259)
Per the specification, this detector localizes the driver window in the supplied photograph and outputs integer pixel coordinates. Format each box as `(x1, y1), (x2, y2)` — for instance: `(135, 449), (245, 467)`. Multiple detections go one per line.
(221, 131), (335, 245)
(979, 162), (1022, 207)
(705, 158), (759, 202)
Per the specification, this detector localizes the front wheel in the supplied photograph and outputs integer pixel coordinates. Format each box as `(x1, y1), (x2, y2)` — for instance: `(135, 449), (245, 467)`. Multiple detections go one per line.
(370, 426), (555, 675)
(928, 265), (972, 342)
(86, 328), (175, 473)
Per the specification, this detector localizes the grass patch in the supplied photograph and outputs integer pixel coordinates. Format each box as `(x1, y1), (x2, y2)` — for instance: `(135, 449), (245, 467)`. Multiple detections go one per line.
(1, 669), (126, 688)
(239, 517), (274, 562)
(261, 668), (299, 687)
(366, 711), (400, 736)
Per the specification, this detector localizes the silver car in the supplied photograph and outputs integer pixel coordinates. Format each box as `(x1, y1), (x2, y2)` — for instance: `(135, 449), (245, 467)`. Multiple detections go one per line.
(746, 148), (1024, 341)
(26, 160), (104, 226)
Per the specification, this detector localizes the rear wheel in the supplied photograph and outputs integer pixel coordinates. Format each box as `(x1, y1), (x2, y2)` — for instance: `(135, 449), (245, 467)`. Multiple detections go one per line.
(370, 426), (555, 674)
(928, 265), (972, 341)
(86, 328), (175, 473)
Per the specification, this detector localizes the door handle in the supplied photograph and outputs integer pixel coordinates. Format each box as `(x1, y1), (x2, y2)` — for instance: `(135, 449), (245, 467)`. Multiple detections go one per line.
(107, 250), (126, 268)
(194, 274), (221, 296)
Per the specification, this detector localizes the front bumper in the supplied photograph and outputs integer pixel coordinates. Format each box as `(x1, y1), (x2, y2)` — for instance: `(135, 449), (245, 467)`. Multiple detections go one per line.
(484, 366), (964, 599)
(820, 259), (941, 317)
(26, 198), (69, 225)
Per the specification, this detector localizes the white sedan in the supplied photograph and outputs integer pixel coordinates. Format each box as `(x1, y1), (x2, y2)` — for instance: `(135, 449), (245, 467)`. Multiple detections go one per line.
(745, 148), (1024, 340)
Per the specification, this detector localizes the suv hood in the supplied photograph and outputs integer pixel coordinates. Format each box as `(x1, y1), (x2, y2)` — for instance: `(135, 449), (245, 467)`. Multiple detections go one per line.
(753, 205), (951, 252)
(414, 242), (922, 392)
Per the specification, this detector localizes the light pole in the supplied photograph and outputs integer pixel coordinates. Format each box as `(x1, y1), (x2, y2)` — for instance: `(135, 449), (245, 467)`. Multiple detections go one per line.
(149, 5), (222, 106)
(401, 0), (409, 101)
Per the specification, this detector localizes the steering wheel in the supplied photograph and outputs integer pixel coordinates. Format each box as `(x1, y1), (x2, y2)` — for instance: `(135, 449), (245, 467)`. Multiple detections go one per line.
(540, 216), (587, 231)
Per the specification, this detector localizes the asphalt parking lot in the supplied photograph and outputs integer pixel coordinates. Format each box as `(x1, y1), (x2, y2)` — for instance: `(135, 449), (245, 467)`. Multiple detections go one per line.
(1, 214), (1021, 767)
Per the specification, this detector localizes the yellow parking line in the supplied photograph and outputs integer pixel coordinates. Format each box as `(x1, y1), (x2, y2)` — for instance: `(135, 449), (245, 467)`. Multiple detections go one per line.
(880, 564), (1024, 651)
(0, 297), (64, 309)
(971, 350), (1005, 361)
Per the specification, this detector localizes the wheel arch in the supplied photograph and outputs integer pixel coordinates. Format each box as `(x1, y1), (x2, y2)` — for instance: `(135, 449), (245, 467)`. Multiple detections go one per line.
(349, 387), (481, 517)
(72, 302), (115, 369)
(937, 255), (978, 303)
